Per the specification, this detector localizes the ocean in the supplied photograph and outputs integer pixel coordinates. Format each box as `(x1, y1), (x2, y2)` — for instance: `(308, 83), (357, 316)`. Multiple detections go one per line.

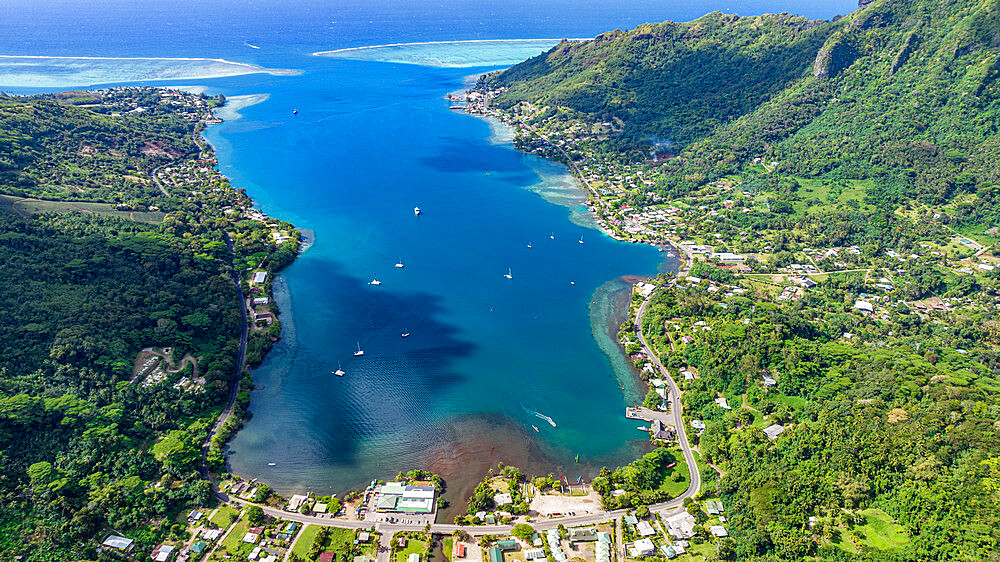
(1, 0), (860, 515)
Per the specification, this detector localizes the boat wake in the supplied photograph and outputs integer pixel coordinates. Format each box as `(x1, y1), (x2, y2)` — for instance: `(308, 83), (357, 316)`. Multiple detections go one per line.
(522, 406), (557, 428)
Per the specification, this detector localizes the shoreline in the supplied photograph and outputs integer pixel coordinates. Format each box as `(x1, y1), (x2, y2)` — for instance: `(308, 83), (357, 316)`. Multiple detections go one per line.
(311, 37), (590, 57)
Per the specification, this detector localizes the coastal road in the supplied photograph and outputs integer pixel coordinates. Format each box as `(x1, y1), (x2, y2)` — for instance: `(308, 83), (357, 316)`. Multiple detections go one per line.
(200, 233), (249, 482)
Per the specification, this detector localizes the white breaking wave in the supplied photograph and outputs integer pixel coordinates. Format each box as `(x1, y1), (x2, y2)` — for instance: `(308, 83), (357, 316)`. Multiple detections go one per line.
(313, 38), (589, 68)
(0, 55), (299, 88)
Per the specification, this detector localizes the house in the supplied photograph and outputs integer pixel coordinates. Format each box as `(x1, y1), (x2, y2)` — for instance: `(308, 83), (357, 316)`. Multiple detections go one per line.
(313, 502), (328, 513)
(357, 531), (370, 543)
(664, 511), (696, 539)
(631, 538), (656, 556)
(706, 500), (725, 515)
(488, 546), (503, 562)
(201, 529), (222, 541)
(710, 525), (729, 537)
(568, 527), (598, 542)
(691, 419), (706, 431)
(764, 424), (786, 440)
(252, 271), (267, 284)
(854, 300), (874, 313)
(637, 520), (656, 537)
(712, 252), (746, 264)
(762, 374), (777, 387)
(102, 535), (134, 552)
(189, 542), (206, 554)
(151, 544), (175, 562)
(715, 396), (731, 410)
(493, 493), (513, 506)
(496, 539), (518, 551)
(524, 548), (546, 560)
(242, 528), (262, 544)
(597, 532), (612, 544)
(408, 553), (421, 562)
(455, 543), (467, 558)
(624, 515), (639, 526)
(287, 494), (309, 512)
(187, 510), (203, 522)
(660, 545), (677, 559)
(596, 542), (611, 562)
(253, 297), (270, 305)
(651, 419), (674, 440)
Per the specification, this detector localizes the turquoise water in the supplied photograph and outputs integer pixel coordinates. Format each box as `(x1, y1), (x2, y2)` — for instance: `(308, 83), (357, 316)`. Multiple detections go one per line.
(201, 52), (671, 505)
(1, 0), (861, 510)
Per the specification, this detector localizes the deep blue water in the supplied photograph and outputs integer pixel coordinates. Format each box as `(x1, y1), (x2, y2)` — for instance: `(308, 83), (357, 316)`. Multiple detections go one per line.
(2, 0), (860, 505)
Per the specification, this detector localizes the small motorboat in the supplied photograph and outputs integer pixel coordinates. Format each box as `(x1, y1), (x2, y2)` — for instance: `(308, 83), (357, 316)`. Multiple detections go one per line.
(401, 332), (410, 338)
(414, 206), (421, 216)
(531, 425), (539, 432)
(292, 109), (298, 115)
(267, 462), (276, 466)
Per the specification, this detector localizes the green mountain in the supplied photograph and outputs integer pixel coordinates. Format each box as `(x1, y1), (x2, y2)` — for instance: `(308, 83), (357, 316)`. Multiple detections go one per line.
(484, 0), (1000, 218)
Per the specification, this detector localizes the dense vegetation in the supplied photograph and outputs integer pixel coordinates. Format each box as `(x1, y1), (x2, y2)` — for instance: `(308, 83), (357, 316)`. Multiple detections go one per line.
(0, 89), (296, 560)
(481, 0), (1000, 559)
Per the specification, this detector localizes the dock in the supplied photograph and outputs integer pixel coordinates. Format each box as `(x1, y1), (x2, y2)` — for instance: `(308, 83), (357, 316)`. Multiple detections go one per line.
(625, 406), (671, 424)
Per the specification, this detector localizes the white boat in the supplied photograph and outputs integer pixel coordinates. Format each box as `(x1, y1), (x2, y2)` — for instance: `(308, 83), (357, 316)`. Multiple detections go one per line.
(353, 342), (364, 356)
(333, 362), (345, 377)
(395, 257), (404, 268)
(550, 232), (555, 239)
(637, 426), (649, 431)
(401, 332), (410, 338)
(527, 242), (532, 248)
(414, 206), (421, 216)
(267, 462), (276, 466)
(579, 236), (584, 244)
(534, 411), (557, 427)
(531, 425), (539, 433)
(369, 273), (381, 285)
(504, 267), (512, 279)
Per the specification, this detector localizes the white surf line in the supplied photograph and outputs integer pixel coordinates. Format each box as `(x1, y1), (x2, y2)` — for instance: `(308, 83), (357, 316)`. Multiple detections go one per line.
(0, 54), (300, 75)
(311, 37), (592, 56)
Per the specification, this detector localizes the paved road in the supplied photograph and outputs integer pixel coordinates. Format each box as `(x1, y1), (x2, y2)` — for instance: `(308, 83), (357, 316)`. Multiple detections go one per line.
(200, 233), (249, 481)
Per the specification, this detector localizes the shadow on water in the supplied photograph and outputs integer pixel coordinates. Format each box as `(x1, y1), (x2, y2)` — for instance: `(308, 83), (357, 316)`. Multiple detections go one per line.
(416, 134), (533, 175)
(225, 255), (477, 492)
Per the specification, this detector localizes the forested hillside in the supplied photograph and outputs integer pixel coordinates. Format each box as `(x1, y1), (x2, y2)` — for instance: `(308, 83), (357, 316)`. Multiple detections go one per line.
(474, 0), (1000, 560)
(0, 90), (296, 560)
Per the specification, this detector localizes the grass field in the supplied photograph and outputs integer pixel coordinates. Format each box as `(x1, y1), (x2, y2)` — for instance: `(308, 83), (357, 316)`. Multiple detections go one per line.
(654, 449), (690, 497)
(0, 194), (165, 223)
(218, 518), (252, 556)
(209, 505), (240, 528)
(442, 537), (453, 562)
(292, 525), (322, 559)
(789, 178), (871, 216)
(854, 508), (909, 550)
(395, 538), (428, 562)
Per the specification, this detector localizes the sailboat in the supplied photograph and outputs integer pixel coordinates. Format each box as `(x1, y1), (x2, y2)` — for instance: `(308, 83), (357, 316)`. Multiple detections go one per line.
(504, 267), (512, 279)
(579, 235), (584, 244)
(353, 342), (364, 356)
(414, 206), (421, 216)
(369, 273), (381, 285)
(550, 232), (555, 239)
(395, 257), (404, 268)
(333, 362), (345, 377)
(527, 242), (532, 248)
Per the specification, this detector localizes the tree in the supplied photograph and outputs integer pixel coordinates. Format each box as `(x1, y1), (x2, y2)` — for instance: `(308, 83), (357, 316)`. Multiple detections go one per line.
(246, 505), (264, 523)
(512, 523), (535, 541)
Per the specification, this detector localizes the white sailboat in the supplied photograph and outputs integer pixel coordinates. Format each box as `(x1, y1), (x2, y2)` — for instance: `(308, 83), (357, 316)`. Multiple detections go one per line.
(369, 273), (381, 285)
(395, 257), (404, 268)
(527, 242), (532, 248)
(414, 206), (421, 216)
(579, 235), (584, 244)
(333, 362), (345, 377)
(550, 232), (555, 239)
(504, 267), (512, 279)
(353, 342), (364, 356)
